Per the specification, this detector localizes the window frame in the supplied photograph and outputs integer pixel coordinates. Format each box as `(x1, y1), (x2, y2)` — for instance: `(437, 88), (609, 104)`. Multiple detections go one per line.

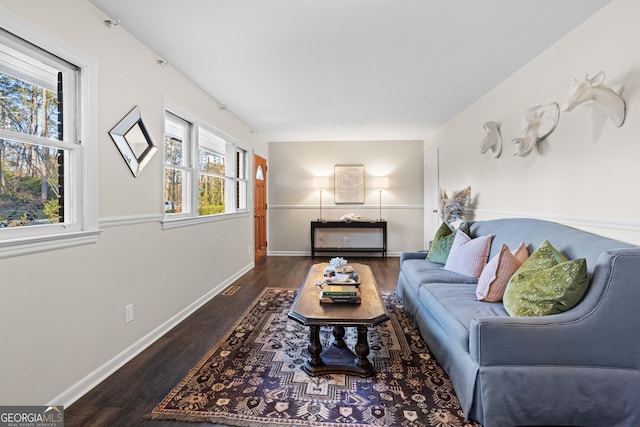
(163, 102), (249, 229)
(163, 111), (193, 220)
(0, 11), (99, 258)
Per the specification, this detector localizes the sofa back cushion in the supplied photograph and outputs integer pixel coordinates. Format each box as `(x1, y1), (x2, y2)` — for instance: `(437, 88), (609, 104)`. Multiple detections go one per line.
(466, 218), (632, 276)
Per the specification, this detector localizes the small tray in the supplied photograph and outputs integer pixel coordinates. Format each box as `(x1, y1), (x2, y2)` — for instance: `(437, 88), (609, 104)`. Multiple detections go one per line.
(335, 265), (354, 273)
(326, 271), (360, 285)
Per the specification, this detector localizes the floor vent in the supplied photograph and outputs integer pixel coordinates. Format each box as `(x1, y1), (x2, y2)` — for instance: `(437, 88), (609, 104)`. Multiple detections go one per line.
(221, 285), (241, 296)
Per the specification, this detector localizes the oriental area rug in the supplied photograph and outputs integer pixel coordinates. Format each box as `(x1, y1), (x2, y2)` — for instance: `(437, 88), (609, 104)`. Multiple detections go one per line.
(147, 288), (480, 427)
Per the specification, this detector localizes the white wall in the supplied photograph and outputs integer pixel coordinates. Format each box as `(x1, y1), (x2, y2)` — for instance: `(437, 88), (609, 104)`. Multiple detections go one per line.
(4, 0), (636, 408)
(426, 0), (640, 245)
(268, 140), (424, 255)
(0, 0), (268, 406)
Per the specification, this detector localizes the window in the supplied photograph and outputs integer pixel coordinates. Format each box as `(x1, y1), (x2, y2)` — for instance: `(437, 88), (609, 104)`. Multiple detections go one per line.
(164, 112), (190, 215)
(0, 25), (97, 255)
(164, 110), (247, 221)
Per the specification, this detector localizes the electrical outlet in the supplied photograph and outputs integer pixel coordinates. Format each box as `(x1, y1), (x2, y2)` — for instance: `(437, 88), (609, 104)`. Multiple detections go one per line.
(343, 236), (350, 247)
(125, 304), (134, 323)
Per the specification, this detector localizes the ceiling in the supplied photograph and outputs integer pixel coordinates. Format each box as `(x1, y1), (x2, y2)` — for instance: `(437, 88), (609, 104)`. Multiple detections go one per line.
(89, 0), (613, 142)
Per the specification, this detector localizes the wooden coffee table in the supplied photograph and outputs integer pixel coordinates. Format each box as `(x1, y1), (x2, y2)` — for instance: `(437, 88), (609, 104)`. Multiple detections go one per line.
(288, 263), (390, 377)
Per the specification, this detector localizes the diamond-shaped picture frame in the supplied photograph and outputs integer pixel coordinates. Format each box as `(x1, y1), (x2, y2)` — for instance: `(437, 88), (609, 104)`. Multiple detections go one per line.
(109, 106), (157, 177)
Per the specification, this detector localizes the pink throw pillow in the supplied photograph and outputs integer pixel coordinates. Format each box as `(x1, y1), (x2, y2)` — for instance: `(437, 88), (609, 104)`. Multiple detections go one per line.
(476, 242), (529, 302)
(443, 231), (494, 278)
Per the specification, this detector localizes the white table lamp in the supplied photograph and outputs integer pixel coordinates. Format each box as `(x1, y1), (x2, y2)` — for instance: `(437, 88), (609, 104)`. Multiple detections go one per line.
(371, 176), (389, 222)
(313, 177), (330, 222)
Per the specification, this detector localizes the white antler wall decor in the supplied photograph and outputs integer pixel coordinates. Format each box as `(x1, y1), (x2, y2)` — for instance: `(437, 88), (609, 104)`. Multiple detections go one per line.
(511, 102), (560, 157)
(562, 71), (626, 127)
(480, 121), (502, 158)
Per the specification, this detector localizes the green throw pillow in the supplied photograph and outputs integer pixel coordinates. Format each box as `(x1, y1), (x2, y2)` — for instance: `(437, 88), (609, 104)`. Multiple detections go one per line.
(503, 240), (589, 317)
(427, 222), (456, 264)
(458, 221), (471, 236)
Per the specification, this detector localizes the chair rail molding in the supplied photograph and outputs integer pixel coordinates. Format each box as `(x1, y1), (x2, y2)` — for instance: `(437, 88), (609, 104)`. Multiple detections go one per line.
(471, 209), (640, 233)
(100, 213), (162, 228)
(269, 204), (423, 210)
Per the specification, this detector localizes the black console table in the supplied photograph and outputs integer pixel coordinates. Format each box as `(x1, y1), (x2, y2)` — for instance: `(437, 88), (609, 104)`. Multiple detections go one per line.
(311, 221), (387, 258)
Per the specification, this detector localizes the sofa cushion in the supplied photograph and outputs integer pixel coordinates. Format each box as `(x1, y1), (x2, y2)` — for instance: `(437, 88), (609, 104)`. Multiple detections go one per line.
(402, 259), (478, 288)
(444, 231), (493, 278)
(419, 283), (508, 350)
(503, 240), (589, 316)
(426, 222), (456, 264)
(476, 242), (529, 302)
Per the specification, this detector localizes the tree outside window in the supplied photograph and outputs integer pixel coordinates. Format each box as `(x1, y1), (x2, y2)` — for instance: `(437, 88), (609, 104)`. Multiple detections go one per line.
(164, 111), (247, 220)
(0, 36), (71, 228)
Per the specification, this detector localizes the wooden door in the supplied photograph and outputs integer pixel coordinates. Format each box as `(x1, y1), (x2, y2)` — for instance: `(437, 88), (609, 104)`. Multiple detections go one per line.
(254, 154), (267, 261)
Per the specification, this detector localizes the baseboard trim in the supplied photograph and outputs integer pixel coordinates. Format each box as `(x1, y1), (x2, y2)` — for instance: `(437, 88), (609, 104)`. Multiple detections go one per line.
(50, 262), (255, 408)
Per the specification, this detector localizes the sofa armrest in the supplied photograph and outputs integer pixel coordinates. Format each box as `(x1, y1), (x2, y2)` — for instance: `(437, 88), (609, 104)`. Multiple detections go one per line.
(469, 248), (640, 369)
(400, 251), (428, 264)
(469, 315), (577, 366)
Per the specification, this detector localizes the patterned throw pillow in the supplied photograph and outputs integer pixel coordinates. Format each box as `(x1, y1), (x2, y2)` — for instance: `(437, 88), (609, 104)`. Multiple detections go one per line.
(503, 240), (589, 316)
(443, 230), (493, 278)
(426, 222), (456, 264)
(476, 242), (529, 302)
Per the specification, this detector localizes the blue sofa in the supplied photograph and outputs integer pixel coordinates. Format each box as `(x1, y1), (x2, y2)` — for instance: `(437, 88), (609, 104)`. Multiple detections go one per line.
(397, 218), (640, 427)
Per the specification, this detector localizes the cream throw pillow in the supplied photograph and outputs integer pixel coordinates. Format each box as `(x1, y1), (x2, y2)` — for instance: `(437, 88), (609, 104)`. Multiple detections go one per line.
(476, 242), (529, 302)
(443, 231), (493, 278)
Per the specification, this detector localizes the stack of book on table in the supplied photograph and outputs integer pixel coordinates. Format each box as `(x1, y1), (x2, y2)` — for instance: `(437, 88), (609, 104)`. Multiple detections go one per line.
(320, 284), (361, 304)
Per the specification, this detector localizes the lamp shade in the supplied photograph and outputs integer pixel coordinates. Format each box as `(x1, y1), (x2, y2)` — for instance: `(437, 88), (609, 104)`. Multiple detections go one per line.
(313, 176), (330, 189)
(371, 176), (389, 189)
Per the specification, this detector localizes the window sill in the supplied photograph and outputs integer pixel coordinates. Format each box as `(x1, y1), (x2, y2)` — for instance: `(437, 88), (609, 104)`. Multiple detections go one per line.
(162, 211), (251, 230)
(0, 230), (101, 259)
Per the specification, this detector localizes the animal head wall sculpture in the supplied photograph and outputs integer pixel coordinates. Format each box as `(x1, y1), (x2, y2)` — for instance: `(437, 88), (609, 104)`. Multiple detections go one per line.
(562, 71), (626, 127)
(480, 121), (502, 158)
(511, 102), (560, 157)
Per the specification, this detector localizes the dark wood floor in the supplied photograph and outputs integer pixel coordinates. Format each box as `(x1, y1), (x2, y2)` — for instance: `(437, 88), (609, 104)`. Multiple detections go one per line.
(64, 256), (400, 427)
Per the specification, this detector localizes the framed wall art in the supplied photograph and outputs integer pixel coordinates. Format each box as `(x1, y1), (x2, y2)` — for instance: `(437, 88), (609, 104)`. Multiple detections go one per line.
(334, 164), (364, 204)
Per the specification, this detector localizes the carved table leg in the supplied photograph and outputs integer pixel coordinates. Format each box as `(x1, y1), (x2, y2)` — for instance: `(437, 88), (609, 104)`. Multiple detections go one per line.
(307, 325), (324, 368)
(354, 325), (372, 371)
(332, 326), (346, 348)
